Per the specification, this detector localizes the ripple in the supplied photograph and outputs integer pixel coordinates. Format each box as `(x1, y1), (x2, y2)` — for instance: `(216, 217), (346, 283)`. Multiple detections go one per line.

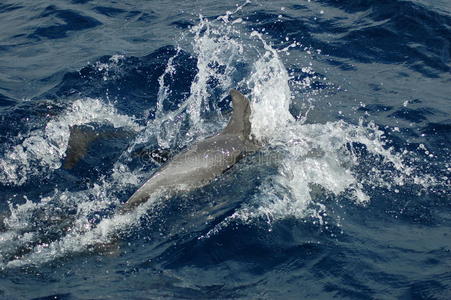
(30, 5), (102, 39)
(93, 6), (127, 17)
(0, 93), (15, 107)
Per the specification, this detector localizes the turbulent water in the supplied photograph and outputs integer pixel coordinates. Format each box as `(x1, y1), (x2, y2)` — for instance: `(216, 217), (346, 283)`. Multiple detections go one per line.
(0, 0), (450, 299)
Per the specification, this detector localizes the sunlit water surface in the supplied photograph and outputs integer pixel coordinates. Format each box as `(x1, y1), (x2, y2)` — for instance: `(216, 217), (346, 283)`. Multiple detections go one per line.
(0, 0), (450, 299)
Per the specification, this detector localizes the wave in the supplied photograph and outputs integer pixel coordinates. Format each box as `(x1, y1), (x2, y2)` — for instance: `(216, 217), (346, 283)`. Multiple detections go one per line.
(248, 0), (451, 76)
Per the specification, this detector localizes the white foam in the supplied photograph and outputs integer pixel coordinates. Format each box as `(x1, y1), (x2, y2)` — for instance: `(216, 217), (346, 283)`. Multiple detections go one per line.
(5, 192), (161, 268)
(127, 14), (247, 153)
(0, 98), (142, 186)
(247, 31), (295, 141)
(185, 15), (245, 135)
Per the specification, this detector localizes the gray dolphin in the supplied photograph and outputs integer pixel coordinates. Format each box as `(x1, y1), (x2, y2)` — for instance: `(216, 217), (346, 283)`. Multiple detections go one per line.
(120, 89), (259, 213)
(0, 90), (258, 260)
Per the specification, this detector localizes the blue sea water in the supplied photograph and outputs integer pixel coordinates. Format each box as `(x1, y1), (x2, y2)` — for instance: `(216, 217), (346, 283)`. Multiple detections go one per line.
(0, 0), (450, 299)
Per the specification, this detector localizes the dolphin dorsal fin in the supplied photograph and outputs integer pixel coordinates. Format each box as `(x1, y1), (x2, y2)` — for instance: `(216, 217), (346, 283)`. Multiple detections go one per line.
(63, 125), (132, 169)
(222, 89), (252, 140)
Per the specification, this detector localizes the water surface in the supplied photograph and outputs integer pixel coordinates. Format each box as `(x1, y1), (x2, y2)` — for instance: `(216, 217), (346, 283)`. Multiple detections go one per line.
(0, 0), (450, 299)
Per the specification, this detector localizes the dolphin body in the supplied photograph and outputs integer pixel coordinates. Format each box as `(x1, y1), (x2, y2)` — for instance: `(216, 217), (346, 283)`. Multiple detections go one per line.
(0, 90), (257, 261)
(121, 89), (259, 213)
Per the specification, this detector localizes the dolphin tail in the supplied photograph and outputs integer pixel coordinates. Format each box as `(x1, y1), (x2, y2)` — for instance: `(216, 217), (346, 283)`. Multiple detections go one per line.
(222, 89), (252, 141)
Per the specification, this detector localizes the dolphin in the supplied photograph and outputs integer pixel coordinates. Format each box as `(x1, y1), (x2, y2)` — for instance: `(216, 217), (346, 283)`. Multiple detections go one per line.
(120, 89), (259, 213)
(0, 90), (257, 261)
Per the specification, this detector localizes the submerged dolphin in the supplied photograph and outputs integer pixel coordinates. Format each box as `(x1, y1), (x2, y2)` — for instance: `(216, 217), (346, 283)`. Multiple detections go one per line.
(121, 89), (259, 213)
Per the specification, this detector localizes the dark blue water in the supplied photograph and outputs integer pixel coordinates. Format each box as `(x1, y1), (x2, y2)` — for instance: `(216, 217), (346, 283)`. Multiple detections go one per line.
(0, 0), (450, 299)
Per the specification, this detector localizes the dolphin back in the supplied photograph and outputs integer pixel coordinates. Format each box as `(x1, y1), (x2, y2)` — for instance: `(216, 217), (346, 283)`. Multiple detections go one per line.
(120, 89), (258, 213)
(222, 89), (252, 141)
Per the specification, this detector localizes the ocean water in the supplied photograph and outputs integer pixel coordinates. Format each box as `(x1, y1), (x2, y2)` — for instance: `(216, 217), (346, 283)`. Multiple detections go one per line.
(0, 0), (450, 299)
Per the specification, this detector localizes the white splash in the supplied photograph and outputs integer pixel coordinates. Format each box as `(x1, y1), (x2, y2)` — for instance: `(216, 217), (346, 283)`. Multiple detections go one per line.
(0, 98), (142, 186)
(185, 15), (245, 136)
(127, 13), (247, 153)
(247, 31), (295, 141)
(4, 194), (157, 268)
